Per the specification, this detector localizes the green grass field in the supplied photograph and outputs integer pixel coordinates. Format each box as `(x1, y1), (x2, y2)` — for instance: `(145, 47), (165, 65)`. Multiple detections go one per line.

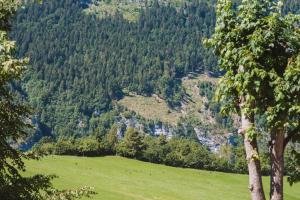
(25, 156), (300, 200)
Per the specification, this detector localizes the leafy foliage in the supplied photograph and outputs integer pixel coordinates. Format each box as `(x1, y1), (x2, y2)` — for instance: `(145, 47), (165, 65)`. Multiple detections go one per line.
(285, 148), (300, 186)
(206, 0), (300, 133)
(117, 128), (145, 158)
(42, 186), (96, 200)
(205, 0), (300, 186)
(199, 81), (216, 101)
(0, 1), (50, 199)
(33, 128), (274, 174)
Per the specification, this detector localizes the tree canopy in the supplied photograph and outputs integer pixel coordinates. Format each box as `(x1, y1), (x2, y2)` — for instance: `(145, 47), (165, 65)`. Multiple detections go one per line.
(205, 0), (300, 199)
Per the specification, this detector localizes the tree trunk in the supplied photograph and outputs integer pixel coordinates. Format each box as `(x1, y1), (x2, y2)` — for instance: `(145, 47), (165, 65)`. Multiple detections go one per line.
(240, 111), (266, 200)
(270, 129), (285, 200)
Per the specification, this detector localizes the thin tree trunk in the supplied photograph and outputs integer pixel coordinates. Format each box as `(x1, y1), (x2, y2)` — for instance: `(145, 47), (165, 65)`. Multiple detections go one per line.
(270, 129), (284, 200)
(240, 111), (266, 200)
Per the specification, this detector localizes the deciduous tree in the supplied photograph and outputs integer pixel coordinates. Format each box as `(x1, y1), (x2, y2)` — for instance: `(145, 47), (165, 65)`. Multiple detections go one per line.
(205, 0), (300, 199)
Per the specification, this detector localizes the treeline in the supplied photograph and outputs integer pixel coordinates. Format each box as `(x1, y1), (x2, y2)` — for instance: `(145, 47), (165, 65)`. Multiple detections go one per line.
(33, 127), (272, 174)
(11, 0), (217, 137)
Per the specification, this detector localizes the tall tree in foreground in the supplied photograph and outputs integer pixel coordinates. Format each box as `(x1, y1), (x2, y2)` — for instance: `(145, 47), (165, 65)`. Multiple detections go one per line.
(206, 0), (300, 200)
(0, 1), (95, 199)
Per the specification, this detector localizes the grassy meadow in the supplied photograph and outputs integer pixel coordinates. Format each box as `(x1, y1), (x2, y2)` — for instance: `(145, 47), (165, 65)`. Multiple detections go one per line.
(25, 156), (300, 200)
(118, 94), (182, 125)
(118, 74), (219, 126)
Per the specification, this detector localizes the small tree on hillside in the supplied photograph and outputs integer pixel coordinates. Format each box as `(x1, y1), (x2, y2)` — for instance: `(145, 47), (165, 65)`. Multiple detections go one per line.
(101, 124), (119, 154)
(117, 128), (145, 158)
(206, 0), (300, 200)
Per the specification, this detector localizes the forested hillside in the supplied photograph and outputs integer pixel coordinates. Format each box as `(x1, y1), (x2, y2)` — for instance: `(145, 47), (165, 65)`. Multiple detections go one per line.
(10, 0), (300, 138)
(11, 0), (216, 137)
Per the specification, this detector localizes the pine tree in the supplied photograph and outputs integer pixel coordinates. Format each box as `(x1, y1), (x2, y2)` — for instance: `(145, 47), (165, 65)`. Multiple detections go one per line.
(0, 1), (95, 199)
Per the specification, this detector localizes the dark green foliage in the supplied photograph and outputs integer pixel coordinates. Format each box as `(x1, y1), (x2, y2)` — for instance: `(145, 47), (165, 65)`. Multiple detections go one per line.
(199, 81), (215, 101)
(197, 81), (235, 131)
(142, 135), (168, 163)
(10, 0), (217, 137)
(101, 125), (119, 154)
(94, 110), (119, 140)
(0, 174), (53, 200)
(175, 119), (199, 141)
(285, 148), (300, 186)
(232, 146), (248, 173)
(0, 1), (53, 198)
(0, 1), (95, 199)
(283, 0), (300, 14)
(33, 129), (254, 173)
(164, 138), (212, 169)
(116, 128), (145, 158)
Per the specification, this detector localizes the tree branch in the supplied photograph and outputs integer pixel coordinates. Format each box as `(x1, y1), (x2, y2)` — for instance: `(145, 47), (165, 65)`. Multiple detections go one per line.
(284, 128), (300, 149)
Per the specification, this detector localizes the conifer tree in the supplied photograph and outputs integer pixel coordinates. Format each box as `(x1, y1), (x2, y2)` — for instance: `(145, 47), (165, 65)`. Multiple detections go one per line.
(0, 1), (95, 199)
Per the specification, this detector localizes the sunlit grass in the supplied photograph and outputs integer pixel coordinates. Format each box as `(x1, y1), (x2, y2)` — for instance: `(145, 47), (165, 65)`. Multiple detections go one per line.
(25, 156), (300, 200)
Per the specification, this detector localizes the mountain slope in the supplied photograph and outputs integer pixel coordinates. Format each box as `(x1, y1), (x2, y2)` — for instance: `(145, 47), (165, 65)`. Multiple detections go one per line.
(11, 0), (300, 139)
(11, 0), (216, 137)
(118, 74), (218, 125)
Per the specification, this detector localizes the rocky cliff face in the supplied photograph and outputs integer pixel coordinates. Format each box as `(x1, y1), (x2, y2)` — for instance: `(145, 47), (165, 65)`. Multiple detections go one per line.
(115, 112), (236, 154)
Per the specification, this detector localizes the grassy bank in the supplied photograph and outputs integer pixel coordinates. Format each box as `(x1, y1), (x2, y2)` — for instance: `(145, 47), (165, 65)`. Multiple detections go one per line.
(25, 156), (300, 200)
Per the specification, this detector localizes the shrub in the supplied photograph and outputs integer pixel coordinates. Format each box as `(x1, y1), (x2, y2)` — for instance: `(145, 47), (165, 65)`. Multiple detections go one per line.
(142, 135), (168, 163)
(77, 137), (100, 156)
(54, 139), (77, 155)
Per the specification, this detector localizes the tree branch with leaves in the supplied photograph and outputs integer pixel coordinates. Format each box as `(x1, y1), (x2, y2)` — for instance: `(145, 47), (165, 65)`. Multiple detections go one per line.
(205, 0), (300, 200)
(0, 0), (95, 199)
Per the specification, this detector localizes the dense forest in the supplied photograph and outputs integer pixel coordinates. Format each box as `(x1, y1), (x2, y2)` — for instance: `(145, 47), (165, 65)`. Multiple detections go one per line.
(11, 0), (217, 137)
(10, 0), (300, 138)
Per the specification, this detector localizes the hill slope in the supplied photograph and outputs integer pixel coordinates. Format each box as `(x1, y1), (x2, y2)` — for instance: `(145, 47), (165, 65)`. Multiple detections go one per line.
(11, 0), (300, 138)
(24, 156), (300, 200)
(118, 74), (219, 125)
(11, 0), (216, 137)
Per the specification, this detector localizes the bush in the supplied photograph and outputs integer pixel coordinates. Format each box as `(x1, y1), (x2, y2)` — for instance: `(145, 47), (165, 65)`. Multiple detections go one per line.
(33, 142), (56, 155)
(32, 128), (254, 175)
(54, 139), (77, 155)
(232, 146), (247, 174)
(32, 137), (56, 155)
(77, 137), (100, 156)
(142, 135), (168, 163)
(164, 138), (212, 169)
(100, 125), (119, 154)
